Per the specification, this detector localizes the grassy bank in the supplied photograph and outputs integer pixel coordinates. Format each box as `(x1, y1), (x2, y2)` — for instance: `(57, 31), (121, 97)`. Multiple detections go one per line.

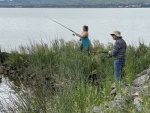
(1, 39), (150, 112)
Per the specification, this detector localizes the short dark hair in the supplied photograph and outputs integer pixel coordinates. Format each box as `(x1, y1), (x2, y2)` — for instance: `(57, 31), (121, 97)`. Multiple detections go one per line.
(83, 25), (88, 31)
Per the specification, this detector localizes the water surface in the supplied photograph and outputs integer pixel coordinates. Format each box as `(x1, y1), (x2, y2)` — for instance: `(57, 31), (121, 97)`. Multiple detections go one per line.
(0, 8), (150, 51)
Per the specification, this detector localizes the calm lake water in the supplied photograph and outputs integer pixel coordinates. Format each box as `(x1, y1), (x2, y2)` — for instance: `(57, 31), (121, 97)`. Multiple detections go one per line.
(0, 8), (150, 51)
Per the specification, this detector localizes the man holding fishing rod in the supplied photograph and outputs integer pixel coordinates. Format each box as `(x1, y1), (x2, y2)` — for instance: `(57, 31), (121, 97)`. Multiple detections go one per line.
(108, 31), (127, 82)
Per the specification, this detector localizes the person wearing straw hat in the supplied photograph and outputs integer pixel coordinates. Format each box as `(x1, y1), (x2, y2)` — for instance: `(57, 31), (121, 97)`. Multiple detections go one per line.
(108, 31), (127, 81)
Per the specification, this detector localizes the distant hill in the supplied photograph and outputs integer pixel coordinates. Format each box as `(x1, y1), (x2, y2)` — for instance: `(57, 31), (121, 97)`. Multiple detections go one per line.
(1, 0), (150, 7)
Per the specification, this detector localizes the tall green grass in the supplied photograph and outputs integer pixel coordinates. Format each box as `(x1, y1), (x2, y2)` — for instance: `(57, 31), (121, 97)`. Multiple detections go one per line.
(5, 39), (150, 112)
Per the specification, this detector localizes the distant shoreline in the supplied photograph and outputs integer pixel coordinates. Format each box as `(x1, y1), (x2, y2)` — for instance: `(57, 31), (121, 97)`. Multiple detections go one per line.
(0, 7), (150, 8)
(0, 4), (150, 8)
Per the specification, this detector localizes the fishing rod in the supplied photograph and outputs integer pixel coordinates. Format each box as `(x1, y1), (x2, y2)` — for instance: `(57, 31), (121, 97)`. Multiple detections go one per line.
(92, 51), (108, 54)
(91, 51), (112, 57)
(45, 16), (77, 35)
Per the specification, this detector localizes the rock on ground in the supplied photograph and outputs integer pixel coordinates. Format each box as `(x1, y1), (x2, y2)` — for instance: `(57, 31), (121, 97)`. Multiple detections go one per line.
(91, 67), (150, 112)
(133, 97), (143, 111)
(93, 106), (102, 113)
(133, 74), (149, 86)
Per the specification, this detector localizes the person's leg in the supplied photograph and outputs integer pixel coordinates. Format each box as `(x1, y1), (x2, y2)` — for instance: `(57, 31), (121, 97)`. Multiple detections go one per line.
(87, 46), (91, 56)
(114, 60), (122, 81)
(120, 60), (125, 79)
(80, 43), (83, 51)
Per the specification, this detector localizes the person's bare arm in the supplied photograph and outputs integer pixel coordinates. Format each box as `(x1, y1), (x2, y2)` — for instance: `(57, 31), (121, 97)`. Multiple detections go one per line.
(76, 32), (88, 38)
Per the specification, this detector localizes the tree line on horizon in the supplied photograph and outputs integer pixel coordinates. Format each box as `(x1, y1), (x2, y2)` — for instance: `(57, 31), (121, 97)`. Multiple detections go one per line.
(0, 0), (150, 8)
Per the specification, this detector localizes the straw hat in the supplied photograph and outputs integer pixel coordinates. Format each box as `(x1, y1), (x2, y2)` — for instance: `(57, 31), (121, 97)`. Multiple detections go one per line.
(110, 31), (121, 37)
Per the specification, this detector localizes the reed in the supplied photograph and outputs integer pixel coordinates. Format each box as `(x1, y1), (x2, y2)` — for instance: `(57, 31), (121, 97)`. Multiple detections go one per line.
(2, 39), (150, 112)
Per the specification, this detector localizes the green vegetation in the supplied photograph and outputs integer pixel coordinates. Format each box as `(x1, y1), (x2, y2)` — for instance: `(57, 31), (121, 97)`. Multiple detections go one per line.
(2, 39), (150, 112)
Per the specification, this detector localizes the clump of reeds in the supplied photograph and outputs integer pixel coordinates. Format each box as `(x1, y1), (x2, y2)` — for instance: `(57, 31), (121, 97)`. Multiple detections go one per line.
(2, 39), (149, 112)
